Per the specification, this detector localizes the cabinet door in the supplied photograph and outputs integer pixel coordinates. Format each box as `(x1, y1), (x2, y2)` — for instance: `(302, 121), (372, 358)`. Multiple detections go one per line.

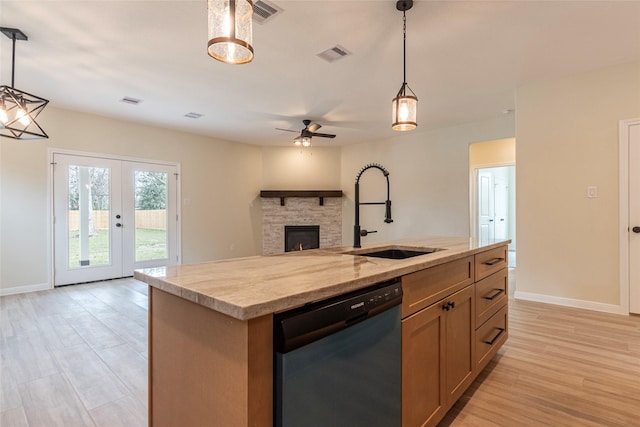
(402, 303), (446, 427)
(443, 285), (475, 405)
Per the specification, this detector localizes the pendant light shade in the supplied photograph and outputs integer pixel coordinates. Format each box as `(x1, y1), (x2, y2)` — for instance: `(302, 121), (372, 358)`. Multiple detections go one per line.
(392, 83), (417, 131)
(0, 27), (49, 140)
(391, 0), (418, 132)
(207, 0), (254, 65)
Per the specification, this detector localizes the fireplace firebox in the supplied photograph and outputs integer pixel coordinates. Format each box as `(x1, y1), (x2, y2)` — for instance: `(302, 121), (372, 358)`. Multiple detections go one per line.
(284, 225), (320, 252)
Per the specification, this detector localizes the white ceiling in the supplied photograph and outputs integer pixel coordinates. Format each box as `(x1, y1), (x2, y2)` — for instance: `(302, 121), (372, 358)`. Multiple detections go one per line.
(1, 1), (639, 146)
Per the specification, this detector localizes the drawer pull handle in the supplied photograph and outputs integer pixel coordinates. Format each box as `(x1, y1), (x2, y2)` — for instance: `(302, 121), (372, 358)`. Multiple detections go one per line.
(484, 327), (505, 345)
(484, 257), (504, 266)
(484, 289), (505, 301)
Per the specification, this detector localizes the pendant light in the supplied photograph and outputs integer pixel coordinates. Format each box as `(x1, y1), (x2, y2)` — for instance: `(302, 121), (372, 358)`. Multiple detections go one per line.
(391, 0), (418, 132)
(0, 27), (49, 140)
(208, 0), (254, 64)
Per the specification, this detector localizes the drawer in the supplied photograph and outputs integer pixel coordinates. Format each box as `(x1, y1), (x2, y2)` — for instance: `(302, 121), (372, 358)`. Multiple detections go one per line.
(475, 305), (508, 371)
(475, 268), (508, 326)
(475, 246), (508, 281)
(402, 256), (474, 319)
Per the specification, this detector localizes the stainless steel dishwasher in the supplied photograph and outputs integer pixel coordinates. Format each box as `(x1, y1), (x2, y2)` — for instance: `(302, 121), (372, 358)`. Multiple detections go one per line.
(273, 279), (402, 427)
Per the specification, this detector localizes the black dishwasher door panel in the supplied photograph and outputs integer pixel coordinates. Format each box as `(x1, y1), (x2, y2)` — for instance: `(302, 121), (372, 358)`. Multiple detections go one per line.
(274, 306), (401, 427)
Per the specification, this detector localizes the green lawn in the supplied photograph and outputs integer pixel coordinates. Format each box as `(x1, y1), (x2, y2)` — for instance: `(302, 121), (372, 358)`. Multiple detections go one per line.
(68, 228), (167, 268)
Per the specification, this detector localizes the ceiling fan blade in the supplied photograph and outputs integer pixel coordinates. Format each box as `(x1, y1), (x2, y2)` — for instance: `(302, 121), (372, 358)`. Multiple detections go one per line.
(310, 132), (336, 138)
(308, 123), (322, 133)
(275, 128), (299, 133)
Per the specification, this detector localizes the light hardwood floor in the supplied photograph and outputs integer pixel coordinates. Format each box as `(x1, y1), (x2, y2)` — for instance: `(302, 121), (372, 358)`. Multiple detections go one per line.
(1, 275), (639, 426)
(1, 278), (147, 427)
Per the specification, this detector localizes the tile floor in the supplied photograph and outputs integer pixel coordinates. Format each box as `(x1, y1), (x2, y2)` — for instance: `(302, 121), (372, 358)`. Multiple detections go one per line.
(0, 278), (147, 427)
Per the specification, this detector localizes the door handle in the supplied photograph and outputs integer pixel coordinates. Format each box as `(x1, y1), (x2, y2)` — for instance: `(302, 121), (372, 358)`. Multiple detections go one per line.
(116, 223), (122, 228)
(633, 226), (640, 233)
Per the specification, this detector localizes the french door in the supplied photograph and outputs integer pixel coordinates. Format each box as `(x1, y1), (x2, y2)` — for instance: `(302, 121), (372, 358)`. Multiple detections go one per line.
(53, 153), (179, 286)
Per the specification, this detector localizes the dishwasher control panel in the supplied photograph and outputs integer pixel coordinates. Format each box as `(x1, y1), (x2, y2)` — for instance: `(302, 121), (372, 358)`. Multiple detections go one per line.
(274, 279), (403, 353)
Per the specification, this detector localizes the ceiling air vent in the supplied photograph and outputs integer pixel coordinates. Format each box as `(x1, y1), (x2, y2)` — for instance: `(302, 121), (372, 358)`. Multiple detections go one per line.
(253, 0), (283, 25)
(184, 112), (203, 119)
(120, 96), (142, 105)
(317, 45), (351, 63)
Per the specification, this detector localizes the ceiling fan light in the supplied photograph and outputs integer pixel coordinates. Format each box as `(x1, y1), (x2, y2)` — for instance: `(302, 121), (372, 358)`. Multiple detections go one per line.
(207, 0), (254, 64)
(294, 136), (302, 146)
(302, 137), (311, 147)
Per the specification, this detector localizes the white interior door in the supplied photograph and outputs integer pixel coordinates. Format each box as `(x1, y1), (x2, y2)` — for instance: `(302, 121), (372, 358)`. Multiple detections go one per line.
(53, 153), (179, 286)
(629, 123), (640, 314)
(476, 166), (513, 246)
(494, 176), (508, 240)
(477, 171), (494, 244)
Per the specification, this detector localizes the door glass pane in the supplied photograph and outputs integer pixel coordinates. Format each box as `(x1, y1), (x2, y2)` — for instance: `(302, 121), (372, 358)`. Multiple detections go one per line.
(134, 170), (168, 262)
(67, 165), (111, 268)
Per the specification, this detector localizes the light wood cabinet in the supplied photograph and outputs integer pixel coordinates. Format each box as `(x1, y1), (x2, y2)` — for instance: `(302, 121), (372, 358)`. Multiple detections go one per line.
(475, 304), (508, 371)
(402, 256), (474, 319)
(402, 299), (446, 427)
(402, 285), (475, 427)
(475, 267), (508, 326)
(402, 245), (508, 427)
(475, 245), (508, 281)
(443, 285), (475, 406)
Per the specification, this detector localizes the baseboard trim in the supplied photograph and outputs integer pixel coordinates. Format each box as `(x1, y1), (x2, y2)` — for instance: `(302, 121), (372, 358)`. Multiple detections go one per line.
(0, 282), (52, 296)
(514, 291), (627, 315)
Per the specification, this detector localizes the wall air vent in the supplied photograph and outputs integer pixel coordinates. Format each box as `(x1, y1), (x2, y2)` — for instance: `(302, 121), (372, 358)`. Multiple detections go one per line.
(184, 112), (203, 119)
(317, 45), (351, 63)
(253, 0), (283, 25)
(120, 97), (142, 105)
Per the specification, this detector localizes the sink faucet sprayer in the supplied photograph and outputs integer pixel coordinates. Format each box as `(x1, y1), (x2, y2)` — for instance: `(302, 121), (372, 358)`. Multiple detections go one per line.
(353, 163), (393, 248)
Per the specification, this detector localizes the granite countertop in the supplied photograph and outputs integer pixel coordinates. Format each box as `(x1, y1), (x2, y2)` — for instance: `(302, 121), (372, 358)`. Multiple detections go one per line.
(134, 236), (510, 320)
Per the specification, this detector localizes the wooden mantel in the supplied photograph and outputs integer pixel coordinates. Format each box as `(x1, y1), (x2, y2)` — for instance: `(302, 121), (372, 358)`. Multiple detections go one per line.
(259, 190), (343, 206)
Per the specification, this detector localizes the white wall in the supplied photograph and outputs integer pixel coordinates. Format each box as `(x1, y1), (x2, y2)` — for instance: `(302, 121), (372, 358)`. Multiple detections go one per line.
(261, 146), (341, 190)
(340, 116), (515, 247)
(516, 60), (640, 310)
(0, 107), (263, 292)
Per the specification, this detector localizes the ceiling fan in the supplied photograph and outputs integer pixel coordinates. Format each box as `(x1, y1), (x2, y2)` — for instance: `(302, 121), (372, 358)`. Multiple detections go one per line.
(276, 119), (336, 146)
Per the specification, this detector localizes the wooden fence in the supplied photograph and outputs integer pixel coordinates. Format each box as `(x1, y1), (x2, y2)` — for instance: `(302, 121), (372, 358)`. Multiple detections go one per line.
(68, 210), (167, 230)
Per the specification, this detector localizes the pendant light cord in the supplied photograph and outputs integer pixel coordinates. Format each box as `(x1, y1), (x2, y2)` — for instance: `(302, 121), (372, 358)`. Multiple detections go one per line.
(10, 34), (17, 88)
(402, 10), (407, 85)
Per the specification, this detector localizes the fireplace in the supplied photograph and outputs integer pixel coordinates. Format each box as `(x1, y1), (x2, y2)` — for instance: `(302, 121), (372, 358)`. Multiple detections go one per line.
(261, 194), (342, 255)
(284, 225), (320, 252)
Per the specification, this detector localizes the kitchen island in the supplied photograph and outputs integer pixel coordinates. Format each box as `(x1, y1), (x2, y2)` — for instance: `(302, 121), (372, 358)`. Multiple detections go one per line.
(135, 236), (510, 427)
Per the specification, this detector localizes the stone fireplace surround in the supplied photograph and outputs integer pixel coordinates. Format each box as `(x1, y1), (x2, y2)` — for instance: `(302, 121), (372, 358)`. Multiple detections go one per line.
(261, 192), (342, 255)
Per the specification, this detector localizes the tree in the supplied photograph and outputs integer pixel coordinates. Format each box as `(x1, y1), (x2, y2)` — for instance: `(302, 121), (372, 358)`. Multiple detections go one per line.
(135, 171), (167, 210)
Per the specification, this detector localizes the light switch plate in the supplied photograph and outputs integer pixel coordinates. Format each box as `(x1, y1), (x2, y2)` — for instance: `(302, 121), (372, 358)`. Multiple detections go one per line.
(587, 186), (598, 198)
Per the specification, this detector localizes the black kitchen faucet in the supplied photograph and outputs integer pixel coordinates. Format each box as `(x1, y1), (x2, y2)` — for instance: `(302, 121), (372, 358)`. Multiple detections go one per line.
(353, 163), (393, 248)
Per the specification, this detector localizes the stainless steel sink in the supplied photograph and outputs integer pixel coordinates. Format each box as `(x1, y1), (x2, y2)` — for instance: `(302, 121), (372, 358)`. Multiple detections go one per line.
(350, 248), (444, 260)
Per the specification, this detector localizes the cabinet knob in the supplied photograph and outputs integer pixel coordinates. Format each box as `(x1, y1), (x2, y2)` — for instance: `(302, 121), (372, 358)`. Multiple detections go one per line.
(633, 226), (640, 233)
(442, 301), (455, 311)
